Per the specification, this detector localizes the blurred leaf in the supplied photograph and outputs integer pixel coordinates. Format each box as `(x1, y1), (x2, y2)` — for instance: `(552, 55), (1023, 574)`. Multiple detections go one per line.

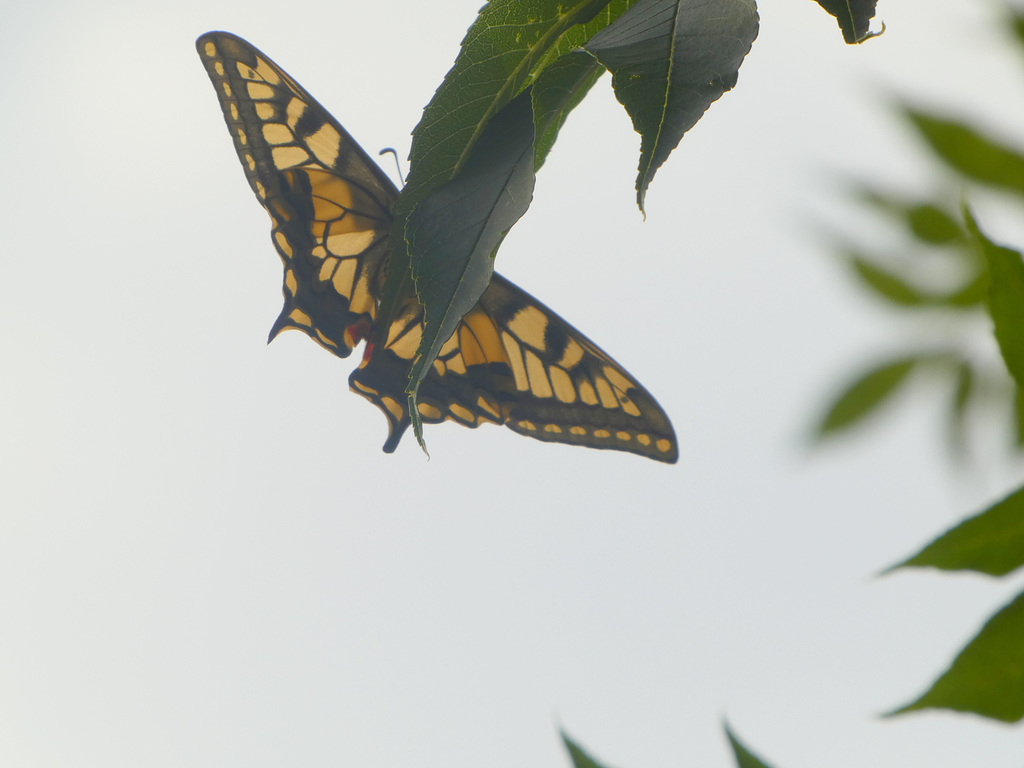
(905, 109), (1024, 196)
(584, 0), (759, 211)
(965, 207), (1024, 388)
(853, 188), (965, 245)
(811, 0), (879, 44)
(725, 723), (779, 768)
(562, 731), (615, 768)
(848, 255), (928, 306)
(1015, 385), (1024, 448)
(947, 360), (974, 457)
(815, 356), (918, 436)
(888, 483), (1024, 576)
(405, 89), (537, 442)
(888, 589), (1024, 722)
(1007, 6), (1024, 53)
(906, 203), (966, 245)
(943, 272), (986, 308)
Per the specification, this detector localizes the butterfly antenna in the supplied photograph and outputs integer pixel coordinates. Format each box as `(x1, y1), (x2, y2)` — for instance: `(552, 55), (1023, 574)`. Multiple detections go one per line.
(378, 147), (405, 185)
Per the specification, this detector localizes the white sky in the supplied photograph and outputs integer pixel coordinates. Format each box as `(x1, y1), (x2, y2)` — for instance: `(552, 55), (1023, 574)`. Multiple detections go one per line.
(3, 1), (1024, 767)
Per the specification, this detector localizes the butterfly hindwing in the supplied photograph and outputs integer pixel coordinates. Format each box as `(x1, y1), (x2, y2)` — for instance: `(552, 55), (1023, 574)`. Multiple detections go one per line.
(350, 275), (678, 463)
(197, 31), (397, 358)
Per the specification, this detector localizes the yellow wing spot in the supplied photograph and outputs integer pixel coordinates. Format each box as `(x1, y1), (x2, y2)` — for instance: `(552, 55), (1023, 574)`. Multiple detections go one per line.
(311, 245), (326, 259)
(285, 97), (306, 130)
(637, 433), (652, 447)
(255, 102), (275, 120)
(350, 378), (374, 395)
(570, 426), (587, 436)
(544, 424), (563, 434)
(221, 81), (232, 98)
(284, 269), (298, 296)
(595, 377), (618, 409)
(464, 311), (505, 363)
(603, 366), (634, 393)
(476, 396), (501, 420)
(326, 230), (375, 257)
(274, 231), (294, 258)
(313, 196), (346, 222)
(445, 354), (467, 376)
(548, 366), (576, 404)
(381, 396), (404, 421)
(272, 146), (310, 167)
(348, 273), (375, 315)
(255, 180), (266, 199)
(310, 171), (356, 211)
(309, 123), (342, 166)
(246, 82), (275, 100)
(418, 402), (442, 419)
(656, 439), (673, 454)
(437, 329), (460, 359)
(203, 41), (217, 57)
(235, 127), (248, 146)
(330, 257), (358, 297)
(245, 153), (256, 171)
(386, 320), (422, 359)
(450, 403), (475, 424)
(616, 431), (631, 442)
(318, 256), (339, 282)
(620, 398), (641, 418)
(579, 380), (598, 406)
(593, 429), (611, 439)
(459, 325), (487, 366)
(557, 339), (585, 369)
(254, 57), (281, 85)
(433, 359), (446, 376)
(214, 61), (224, 76)
(506, 305), (549, 350)
(500, 332), (530, 391)
(524, 350), (553, 398)
(229, 103), (239, 121)
(517, 420), (537, 432)
(315, 329), (338, 348)
(288, 308), (312, 327)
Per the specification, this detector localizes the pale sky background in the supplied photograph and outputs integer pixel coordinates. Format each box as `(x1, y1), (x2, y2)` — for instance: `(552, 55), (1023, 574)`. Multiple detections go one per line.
(3, 1), (1024, 767)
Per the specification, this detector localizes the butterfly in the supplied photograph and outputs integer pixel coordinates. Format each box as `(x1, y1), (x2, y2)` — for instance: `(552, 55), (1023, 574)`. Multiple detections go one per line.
(196, 31), (678, 463)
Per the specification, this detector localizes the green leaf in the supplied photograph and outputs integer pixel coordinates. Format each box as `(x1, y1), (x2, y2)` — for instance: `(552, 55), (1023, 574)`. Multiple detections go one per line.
(561, 731), (615, 768)
(393, 0), (634, 241)
(532, 50), (605, 170)
(404, 89), (537, 444)
(811, 0), (880, 44)
(905, 109), (1024, 196)
(964, 207), (1024, 388)
(724, 722), (779, 768)
(888, 589), (1024, 722)
(815, 356), (918, 436)
(889, 483), (1024, 576)
(584, 0), (759, 211)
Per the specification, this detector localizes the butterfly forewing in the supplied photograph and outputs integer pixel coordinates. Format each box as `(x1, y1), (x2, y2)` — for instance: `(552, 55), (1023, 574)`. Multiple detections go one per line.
(199, 31), (678, 463)
(197, 31), (398, 358)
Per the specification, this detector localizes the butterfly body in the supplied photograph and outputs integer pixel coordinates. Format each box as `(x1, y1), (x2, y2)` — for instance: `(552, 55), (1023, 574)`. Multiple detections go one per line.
(197, 31), (677, 463)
